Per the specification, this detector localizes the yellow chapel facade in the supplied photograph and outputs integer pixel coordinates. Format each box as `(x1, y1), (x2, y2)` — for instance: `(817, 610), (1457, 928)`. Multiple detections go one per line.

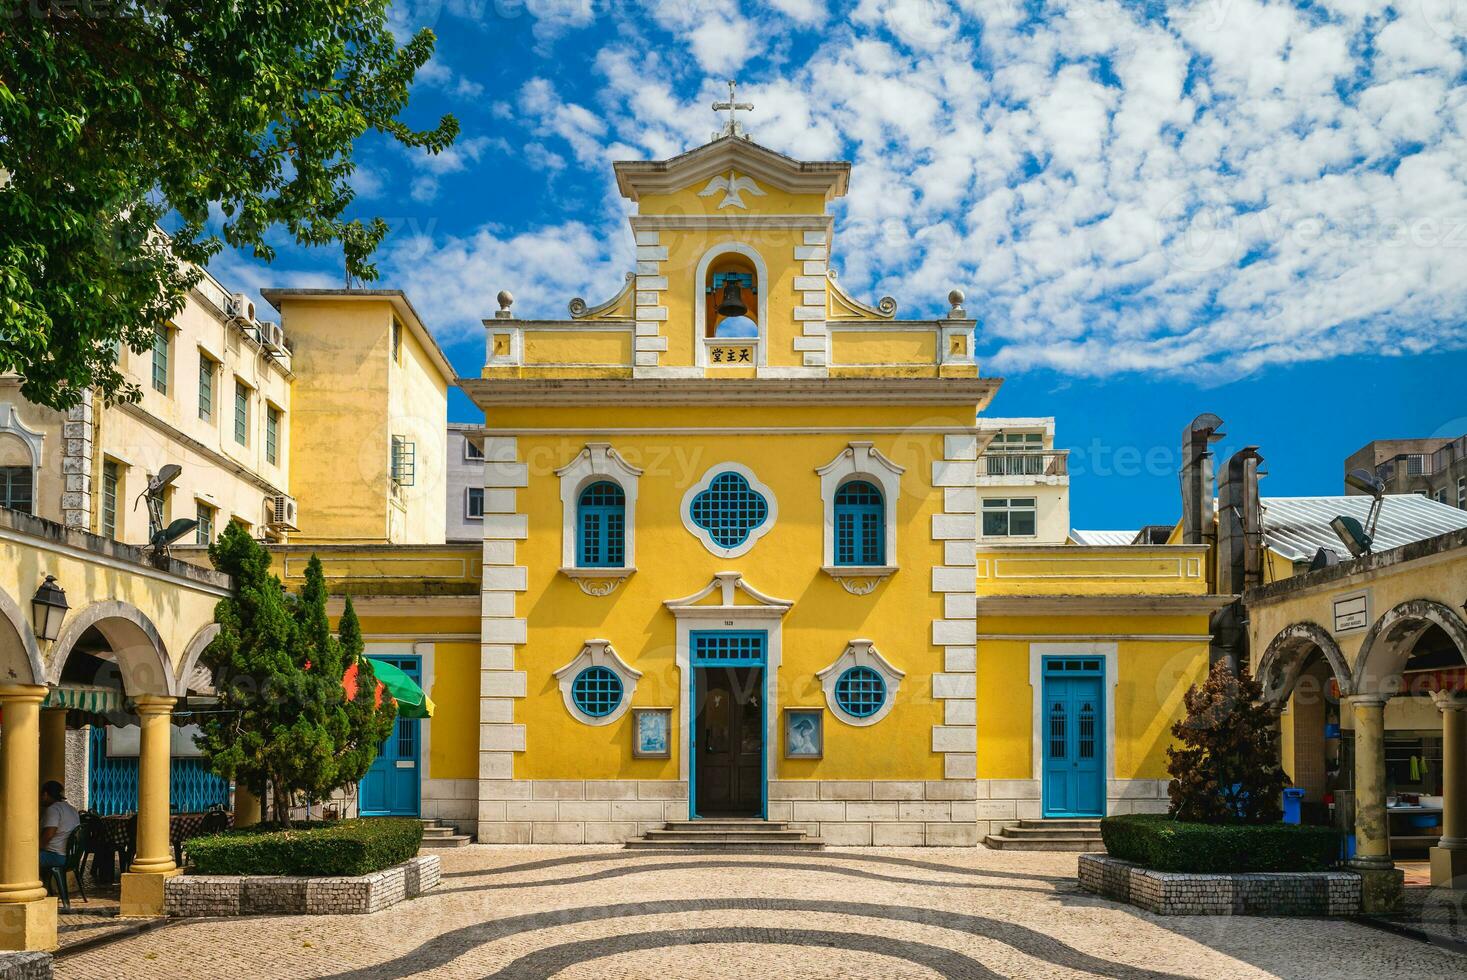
(459, 133), (1222, 845)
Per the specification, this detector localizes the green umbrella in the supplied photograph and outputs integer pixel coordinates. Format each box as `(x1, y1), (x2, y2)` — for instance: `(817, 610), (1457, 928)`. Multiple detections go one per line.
(365, 657), (434, 719)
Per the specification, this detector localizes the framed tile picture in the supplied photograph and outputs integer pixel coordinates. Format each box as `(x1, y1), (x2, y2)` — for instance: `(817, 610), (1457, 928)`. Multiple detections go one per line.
(632, 707), (672, 759)
(783, 707), (823, 759)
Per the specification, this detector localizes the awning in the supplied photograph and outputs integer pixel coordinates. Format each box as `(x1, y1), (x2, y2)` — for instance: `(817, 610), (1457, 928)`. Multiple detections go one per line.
(350, 657), (434, 719)
(43, 684), (125, 714)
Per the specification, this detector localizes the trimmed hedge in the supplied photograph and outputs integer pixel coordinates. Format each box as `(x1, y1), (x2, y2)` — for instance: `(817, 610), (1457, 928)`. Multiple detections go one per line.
(186, 818), (423, 877)
(1101, 813), (1340, 873)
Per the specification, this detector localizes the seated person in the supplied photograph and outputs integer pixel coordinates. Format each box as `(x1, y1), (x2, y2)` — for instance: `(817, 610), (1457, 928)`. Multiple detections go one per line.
(40, 780), (79, 871)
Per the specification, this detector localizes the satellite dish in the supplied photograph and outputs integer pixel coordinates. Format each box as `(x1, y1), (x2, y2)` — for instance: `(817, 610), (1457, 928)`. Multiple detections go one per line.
(150, 517), (198, 551)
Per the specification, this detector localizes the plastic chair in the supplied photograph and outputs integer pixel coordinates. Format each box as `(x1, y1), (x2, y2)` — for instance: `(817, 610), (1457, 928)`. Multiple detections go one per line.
(47, 825), (89, 910)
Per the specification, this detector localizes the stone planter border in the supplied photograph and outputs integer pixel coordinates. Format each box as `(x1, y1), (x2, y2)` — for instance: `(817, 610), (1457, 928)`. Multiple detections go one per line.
(1079, 853), (1361, 916)
(0, 953), (50, 980)
(165, 855), (439, 917)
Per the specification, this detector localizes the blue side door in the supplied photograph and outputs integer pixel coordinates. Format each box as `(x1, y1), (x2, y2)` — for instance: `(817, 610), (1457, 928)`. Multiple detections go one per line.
(359, 655), (421, 817)
(1042, 657), (1104, 817)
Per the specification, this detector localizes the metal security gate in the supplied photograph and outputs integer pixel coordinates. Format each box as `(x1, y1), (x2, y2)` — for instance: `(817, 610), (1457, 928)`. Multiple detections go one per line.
(87, 727), (229, 815)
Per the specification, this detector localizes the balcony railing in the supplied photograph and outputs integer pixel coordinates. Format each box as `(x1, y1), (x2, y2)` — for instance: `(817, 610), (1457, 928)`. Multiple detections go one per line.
(1376, 436), (1466, 483)
(981, 450), (1068, 477)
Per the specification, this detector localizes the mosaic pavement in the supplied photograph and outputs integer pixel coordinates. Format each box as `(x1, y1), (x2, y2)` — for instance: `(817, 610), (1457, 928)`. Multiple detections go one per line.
(53, 846), (1467, 978)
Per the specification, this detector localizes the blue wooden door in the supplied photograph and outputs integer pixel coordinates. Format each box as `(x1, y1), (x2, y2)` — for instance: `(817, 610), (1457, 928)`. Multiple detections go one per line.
(1042, 658), (1104, 817)
(359, 655), (421, 817)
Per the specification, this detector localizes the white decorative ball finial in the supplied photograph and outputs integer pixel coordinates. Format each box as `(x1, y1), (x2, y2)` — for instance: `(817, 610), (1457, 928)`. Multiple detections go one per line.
(495, 290), (515, 319)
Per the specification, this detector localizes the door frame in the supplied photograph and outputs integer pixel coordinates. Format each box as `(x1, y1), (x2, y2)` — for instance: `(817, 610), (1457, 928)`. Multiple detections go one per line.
(359, 652), (423, 817)
(688, 631), (768, 820)
(1030, 642), (1116, 819)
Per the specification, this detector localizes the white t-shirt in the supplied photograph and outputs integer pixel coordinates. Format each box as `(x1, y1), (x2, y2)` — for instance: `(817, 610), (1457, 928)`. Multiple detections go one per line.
(42, 801), (79, 856)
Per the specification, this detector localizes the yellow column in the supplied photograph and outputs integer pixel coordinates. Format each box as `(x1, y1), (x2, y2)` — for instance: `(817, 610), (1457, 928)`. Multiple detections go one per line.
(1349, 694), (1403, 912)
(1431, 692), (1467, 888)
(39, 708), (67, 789)
(119, 694), (180, 917)
(0, 685), (57, 951)
(234, 785), (261, 828)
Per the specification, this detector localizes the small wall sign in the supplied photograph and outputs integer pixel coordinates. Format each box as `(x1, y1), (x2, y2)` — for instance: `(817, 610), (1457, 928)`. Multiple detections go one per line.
(1333, 591), (1370, 634)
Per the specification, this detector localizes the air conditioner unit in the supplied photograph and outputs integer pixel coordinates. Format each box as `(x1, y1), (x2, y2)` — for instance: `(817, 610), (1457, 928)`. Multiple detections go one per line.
(267, 494), (299, 532)
(228, 293), (255, 322)
(258, 319), (286, 354)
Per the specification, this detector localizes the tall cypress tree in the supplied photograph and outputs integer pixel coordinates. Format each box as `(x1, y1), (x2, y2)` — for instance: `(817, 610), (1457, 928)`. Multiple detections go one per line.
(198, 524), (394, 824)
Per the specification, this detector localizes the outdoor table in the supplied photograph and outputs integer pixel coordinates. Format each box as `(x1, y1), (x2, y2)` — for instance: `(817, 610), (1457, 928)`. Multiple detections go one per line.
(90, 811), (234, 877)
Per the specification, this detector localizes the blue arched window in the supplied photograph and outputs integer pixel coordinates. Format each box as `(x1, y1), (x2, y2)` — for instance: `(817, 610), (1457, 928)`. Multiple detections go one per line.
(834, 480), (884, 566)
(576, 481), (625, 567)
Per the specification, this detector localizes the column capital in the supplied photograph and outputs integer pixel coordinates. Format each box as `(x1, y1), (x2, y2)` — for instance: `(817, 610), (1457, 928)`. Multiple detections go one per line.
(131, 694), (176, 715)
(1432, 690), (1467, 712)
(0, 684), (48, 705)
(1348, 693), (1390, 708)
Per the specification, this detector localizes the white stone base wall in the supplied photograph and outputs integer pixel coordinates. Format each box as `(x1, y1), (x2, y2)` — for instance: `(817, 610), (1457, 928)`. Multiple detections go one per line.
(477, 780), (690, 844)
(771, 780), (980, 846)
(975, 778), (1170, 837)
(421, 778), (477, 828)
(476, 779), (981, 845)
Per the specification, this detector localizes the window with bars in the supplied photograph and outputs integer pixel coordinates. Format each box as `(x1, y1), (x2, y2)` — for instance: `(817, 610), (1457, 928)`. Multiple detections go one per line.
(689, 471), (769, 549)
(101, 460), (120, 539)
(265, 405), (280, 465)
(198, 355), (214, 422)
(1048, 701), (1066, 758)
(834, 666), (886, 718)
(570, 666), (624, 717)
(0, 466), (32, 514)
(195, 502), (215, 545)
(691, 631), (766, 665)
(576, 480), (624, 567)
(466, 486), (484, 519)
(981, 497), (1037, 537)
(985, 432), (1044, 476)
(152, 328), (170, 395)
(391, 436), (416, 487)
(834, 480), (884, 565)
(233, 381), (250, 445)
(1078, 703), (1096, 759)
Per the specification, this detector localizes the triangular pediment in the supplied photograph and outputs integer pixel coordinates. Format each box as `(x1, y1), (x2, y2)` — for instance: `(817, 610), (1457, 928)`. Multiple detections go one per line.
(615, 136), (850, 202)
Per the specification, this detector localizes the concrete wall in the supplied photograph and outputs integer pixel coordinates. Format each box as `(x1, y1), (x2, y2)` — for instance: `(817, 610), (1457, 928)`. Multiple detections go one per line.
(446, 425), (485, 543)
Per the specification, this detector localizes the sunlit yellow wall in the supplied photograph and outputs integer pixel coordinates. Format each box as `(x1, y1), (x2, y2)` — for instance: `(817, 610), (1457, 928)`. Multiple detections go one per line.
(977, 545), (1210, 596)
(276, 299), (391, 542)
(425, 640), (480, 780)
(385, 318), (449, 545)
(501, 401), (967, 782)
(637, 186), (828, 217)
(523, 330), (633, 366)
(830, 329), (938, 366)
(975, 613), (1210, 782)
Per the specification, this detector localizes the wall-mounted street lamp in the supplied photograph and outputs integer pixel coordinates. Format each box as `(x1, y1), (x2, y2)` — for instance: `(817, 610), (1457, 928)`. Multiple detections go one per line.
(31, 575), (68, 642)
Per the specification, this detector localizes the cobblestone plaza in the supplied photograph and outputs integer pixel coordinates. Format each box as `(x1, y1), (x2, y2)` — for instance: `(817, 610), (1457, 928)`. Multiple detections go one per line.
(52, 847), (1467, 978)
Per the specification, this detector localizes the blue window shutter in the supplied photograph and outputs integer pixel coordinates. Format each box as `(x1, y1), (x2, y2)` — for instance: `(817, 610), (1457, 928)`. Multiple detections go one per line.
(576, 481), (626, 567)
(833, 481), (884, 565)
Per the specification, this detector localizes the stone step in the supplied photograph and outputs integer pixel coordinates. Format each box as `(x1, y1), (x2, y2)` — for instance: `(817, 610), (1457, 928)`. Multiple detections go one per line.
(983, 834), (1102, 852)
(662, 820), (793, 831)
(419, 834), (472, 848)
(625, 838), (826, 851)
(421, 826), (458, 838)
(999, 826), (1104, 840)
(1016, 818), (1101, 829)
(644, 829), (809, 842)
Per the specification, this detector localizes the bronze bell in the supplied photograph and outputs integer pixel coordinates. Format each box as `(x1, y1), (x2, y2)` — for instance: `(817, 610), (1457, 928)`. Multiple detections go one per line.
(716, 278), (748, 318)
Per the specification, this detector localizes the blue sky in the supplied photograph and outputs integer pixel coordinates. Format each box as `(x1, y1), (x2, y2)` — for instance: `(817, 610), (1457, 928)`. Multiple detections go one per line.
(212, 0), (1467, 530)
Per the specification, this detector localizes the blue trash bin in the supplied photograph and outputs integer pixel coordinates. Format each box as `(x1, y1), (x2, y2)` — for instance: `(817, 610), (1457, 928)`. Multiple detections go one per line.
(1282, 788), (1305, 825)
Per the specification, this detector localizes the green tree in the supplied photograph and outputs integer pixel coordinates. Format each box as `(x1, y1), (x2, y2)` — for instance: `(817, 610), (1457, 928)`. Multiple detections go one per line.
(1167, 660), (1290, 824)
(0, 2), (457, 409)
(198, 523), (395, 824)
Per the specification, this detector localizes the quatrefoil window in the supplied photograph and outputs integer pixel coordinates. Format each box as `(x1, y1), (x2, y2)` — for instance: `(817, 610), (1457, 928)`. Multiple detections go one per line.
(681, 464), (777, 558)
(690, 472), (768, 548)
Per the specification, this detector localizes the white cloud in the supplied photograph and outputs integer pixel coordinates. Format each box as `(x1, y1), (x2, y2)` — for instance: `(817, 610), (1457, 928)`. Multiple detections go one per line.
(439, 0), (1467, 377)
